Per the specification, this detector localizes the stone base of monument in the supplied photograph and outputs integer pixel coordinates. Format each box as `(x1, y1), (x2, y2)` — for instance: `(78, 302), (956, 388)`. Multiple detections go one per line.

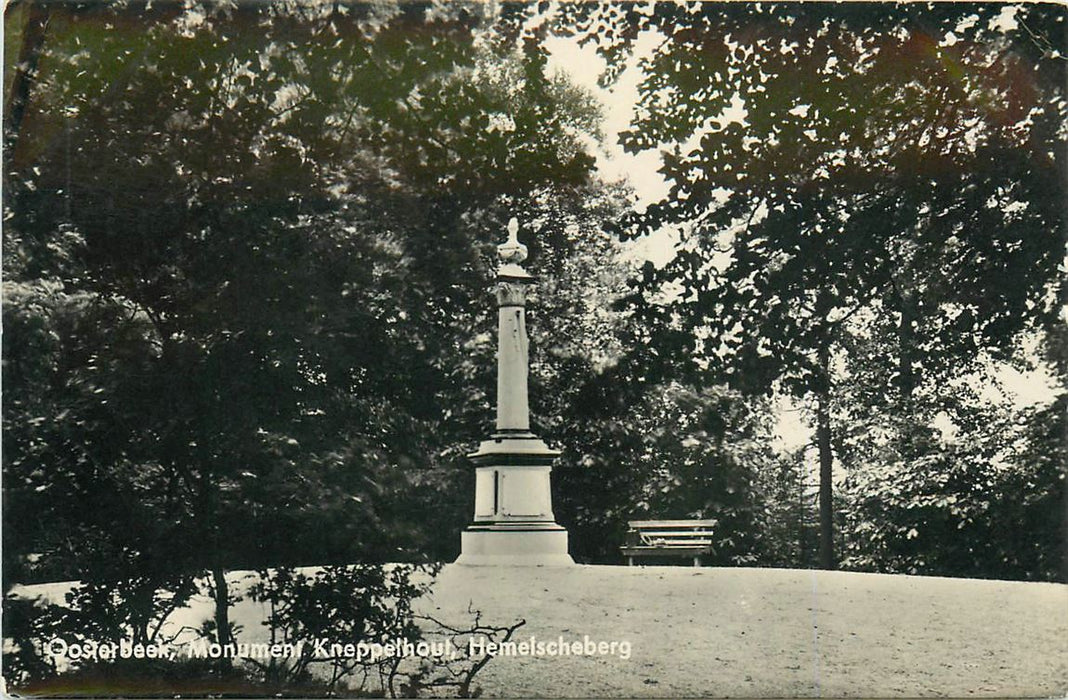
(455, 525), (574, 566)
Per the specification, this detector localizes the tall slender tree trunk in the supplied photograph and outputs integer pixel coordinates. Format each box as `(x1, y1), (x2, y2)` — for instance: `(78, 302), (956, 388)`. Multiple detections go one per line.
(816, 343), (836, 570)
(4, 1), (51, 160)
(200, 475), (232, 660)
(211, 564), (232, 648)
(895, 284), (921, 458)
(798, 458), (808, 567)
(816, 390), (835, 569)
(897, 298), (916, 404)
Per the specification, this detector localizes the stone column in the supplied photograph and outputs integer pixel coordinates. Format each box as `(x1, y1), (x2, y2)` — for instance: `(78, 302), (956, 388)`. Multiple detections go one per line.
(455, 219), (573, 566)
(495, 279), (530, 432)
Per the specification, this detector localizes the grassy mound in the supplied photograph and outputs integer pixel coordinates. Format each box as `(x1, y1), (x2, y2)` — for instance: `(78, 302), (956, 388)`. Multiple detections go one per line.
(423, 565), (1067, 698)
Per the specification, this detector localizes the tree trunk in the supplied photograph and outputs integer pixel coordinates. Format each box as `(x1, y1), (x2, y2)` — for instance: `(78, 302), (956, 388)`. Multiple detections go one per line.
(4, 1), (51, 160)
(129, 584), (152, 646)
(211, 565), (232, 648)
(816, 344), (836, 570)
(897, 301), (916, 404)
(892, 280), (917, 410)
(204, 478), (232, 657)
(895, 284), (922, 459)
(816, 391), (835, 569)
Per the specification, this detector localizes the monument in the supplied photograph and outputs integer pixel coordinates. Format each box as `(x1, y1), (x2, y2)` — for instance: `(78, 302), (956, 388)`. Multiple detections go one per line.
(454, 218), (574, 566)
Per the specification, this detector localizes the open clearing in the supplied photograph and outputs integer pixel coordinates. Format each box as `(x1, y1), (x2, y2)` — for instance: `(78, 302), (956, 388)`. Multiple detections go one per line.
(423, 565), (1067, 698)
(11, 565), (1067, 697)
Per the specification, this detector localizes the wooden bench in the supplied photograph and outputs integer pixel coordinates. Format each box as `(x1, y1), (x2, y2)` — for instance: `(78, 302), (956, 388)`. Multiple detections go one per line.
(620, 519), (716, 567)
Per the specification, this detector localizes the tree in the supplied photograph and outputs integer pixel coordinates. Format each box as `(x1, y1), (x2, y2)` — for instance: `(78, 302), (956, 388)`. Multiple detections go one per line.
(838, 391), (1067, 582)
(3, 0), (618, 663)
(571, 3), (1066, 569)
(835, 318), (1067, 581)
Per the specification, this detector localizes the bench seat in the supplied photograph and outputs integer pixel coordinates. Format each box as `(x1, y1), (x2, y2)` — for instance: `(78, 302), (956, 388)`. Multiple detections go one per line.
(621, 519), (716, 567)
(620, 545), (711, 556)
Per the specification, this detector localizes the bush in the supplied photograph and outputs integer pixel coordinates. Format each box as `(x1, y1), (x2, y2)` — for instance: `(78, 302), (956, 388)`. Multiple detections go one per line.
(4, 565), (524, 698)
(249, 564), (526, 698)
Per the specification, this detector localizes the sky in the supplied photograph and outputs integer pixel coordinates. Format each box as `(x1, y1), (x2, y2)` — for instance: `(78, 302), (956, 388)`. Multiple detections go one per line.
(544, 32), (683, 267)
(541, 24), (1061, 454)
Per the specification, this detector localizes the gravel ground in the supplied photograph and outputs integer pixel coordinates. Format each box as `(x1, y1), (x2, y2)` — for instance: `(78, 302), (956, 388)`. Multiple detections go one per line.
(422, 564), (1068, 698)
(11, 565), (1067, 698)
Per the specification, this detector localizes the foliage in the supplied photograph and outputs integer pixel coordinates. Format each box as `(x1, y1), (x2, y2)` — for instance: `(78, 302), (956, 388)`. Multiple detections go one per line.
(551, 377), (781, 565)
(248, 564), (432, 694)
(2, 0), (614, 587)
(248, 564), (526, 698)
(5, 564), (526, 698)
(1, 11), (645, 695)
(1, 595), (59, 686)
(1, 573), (197, 692)
(750, 446), (819, 570)
(568, 2), (1066, 569)
(839, 391), (1067, 582)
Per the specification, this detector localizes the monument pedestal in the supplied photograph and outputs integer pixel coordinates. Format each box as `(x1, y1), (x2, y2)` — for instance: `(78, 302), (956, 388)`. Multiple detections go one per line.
(456, 434), (574, 566)
(457, 527), (572, 566)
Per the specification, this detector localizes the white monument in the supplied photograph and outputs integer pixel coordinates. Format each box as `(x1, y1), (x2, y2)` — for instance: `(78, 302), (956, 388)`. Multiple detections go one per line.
(455, 219), (574, 566)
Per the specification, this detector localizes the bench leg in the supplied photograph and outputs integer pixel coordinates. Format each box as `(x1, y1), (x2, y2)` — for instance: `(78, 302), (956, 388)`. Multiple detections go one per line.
(628, 557), (634, 567)
(693, 556), (701, 567)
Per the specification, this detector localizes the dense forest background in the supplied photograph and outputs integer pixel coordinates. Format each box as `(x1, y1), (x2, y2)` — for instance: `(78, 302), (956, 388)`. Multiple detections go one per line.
(3, 2), (1065, 670)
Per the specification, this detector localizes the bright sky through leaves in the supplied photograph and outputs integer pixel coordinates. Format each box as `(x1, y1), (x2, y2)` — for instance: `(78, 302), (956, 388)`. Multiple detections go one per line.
(543, 13), (1060, 452)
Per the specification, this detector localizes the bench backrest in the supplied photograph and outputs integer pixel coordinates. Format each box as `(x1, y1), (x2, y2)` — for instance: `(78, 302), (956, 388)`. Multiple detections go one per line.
(626, 519), (715, 547)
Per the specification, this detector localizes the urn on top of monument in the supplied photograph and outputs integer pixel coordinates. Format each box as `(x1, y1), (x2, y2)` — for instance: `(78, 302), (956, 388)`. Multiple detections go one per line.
(497, 218), (532, 280)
